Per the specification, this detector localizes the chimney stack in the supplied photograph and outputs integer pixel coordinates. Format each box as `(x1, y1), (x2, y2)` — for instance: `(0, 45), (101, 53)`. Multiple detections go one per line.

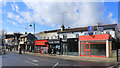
(25, 32), (27, 34)
(61, 24), (65, 31)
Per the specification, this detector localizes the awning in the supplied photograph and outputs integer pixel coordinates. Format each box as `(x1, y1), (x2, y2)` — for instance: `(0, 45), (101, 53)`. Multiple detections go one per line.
(35, 39), (48, 46)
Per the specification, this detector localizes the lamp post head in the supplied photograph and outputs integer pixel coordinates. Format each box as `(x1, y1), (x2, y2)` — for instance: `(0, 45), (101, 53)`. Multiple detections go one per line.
(30, 24), (32, 27)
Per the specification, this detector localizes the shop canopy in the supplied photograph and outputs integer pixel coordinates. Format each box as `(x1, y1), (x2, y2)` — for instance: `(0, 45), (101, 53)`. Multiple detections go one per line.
(79, 34), (109, 41)
(35, 40), (48, 46)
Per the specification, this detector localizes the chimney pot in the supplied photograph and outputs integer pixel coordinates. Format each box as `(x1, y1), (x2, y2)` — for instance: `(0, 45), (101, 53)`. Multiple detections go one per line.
(67, 27), (70, 29)
(61, 25), (65, 31)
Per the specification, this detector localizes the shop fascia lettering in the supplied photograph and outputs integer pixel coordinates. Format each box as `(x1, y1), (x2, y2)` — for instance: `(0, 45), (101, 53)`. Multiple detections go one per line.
(48, 40), (60, 44)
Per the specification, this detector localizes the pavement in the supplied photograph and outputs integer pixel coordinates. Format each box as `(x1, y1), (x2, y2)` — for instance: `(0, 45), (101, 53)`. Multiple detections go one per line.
(13, 50), (117, 63)
(1, 51), (120, 68)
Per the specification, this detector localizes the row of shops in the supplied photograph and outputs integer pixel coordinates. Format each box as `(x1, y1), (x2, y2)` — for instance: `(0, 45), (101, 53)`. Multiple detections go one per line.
(34, 34), (116, 58)
(34, 24), (119, 58)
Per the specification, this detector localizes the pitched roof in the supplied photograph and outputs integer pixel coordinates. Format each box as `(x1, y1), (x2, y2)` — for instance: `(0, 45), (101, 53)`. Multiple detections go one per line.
(58, 24), (117, 33)
(20, 34), (28, 38)
(37, 29), (61, 34)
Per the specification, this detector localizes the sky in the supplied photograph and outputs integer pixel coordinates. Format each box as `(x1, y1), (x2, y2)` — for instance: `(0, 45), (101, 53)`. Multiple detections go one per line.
(1, 0), (119, 34)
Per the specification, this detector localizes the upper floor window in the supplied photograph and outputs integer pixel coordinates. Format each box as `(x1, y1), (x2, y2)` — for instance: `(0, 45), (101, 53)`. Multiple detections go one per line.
(76, 34), (79, 38)
(24, 38), (25, 42)
(44, 37), (46, 39)
(106, 31), (110, 34)
(84, 33), (88, 35)
(94, 32), (97, 35)
(51, 36), (53, 39)
(63, 34), (67, 39)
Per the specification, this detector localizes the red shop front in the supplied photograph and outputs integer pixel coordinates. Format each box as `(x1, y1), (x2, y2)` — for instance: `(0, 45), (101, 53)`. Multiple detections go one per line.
(35, 40), (48, 53)
(79, 34), (110, 58)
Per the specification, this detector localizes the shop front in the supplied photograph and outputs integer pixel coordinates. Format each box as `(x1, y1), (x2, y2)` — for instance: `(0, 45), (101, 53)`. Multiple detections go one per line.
(62, 38), (79, 56)
(48, 39), (61, 55)
(35, 40), (48, 54)
(79, 34), (110, 58)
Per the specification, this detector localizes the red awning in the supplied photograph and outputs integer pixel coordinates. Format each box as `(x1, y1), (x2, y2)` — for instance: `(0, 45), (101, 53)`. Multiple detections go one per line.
(79, 34), (109, 41)
(35, 40), (47, 46)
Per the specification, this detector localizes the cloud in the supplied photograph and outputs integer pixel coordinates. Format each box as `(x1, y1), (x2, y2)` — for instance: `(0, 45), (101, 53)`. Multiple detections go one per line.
(106, 12), (117, 24)
(15, 4), (19, 12)
(8, 12), (14, 18)
(19, 11), (33, 23)
(6, 20), (18, 26)
(7, 12), (25, 23)
(108, 12), (113, 18)
(12, 21), (18, 26)
(6, 2), (118, 29)
(11, 4), (15, 11)
(11, 3), (19, 12)
(22, 2), (106, 28)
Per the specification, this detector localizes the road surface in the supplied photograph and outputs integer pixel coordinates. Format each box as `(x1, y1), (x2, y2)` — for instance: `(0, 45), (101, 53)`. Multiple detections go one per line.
(1, 52), (118, 68)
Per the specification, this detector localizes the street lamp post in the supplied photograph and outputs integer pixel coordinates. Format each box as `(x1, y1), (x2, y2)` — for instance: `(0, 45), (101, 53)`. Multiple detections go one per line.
(30, 23), (35, 35)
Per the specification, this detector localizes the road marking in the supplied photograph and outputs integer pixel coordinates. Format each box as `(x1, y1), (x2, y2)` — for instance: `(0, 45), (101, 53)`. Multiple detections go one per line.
(32, 60), (38, 63)
(52, 62), (59, 68)
(31, 58), (56, 63)
(25, 61), (39, 66)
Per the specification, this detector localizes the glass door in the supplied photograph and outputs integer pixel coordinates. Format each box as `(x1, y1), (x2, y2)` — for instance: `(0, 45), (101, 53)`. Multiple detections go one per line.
(84, 43), (90, 56)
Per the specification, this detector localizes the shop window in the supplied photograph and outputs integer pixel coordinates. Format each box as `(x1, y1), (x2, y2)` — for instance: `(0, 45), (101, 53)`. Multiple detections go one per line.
(47, 37), (49, 39)
(81, 44), (84, 55)
(80, 40), (106, 57)
(81, 41), (84, 43)
(67, 38), (78, 56)
(85, 41), (89, 43)
(90, 44), (106, 56)
(41, 37), (42, 39)
(90, 40), (106, 43)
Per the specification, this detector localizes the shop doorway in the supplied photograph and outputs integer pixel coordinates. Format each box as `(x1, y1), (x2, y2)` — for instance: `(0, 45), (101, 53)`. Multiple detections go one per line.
(80, 40), (106, 57)
(84, 43), (90, 56)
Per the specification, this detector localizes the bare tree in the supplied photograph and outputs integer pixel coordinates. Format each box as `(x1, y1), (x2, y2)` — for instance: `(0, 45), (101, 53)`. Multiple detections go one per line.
(0, 29), (7, 46)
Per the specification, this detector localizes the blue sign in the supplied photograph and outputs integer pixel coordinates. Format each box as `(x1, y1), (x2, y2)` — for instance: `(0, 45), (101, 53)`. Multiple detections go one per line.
(88, 26), (94, 35)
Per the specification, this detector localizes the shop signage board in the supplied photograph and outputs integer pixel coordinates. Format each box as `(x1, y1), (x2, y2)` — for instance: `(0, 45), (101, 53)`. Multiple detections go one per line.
(88, 26), (94, 35)
(97, 24), (104, 32)
(48, 39), (60, 45)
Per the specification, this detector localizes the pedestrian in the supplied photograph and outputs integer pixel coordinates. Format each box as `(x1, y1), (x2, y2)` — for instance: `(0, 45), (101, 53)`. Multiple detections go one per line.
(19, 47), (22, 54)
(53, 47), (56, 56)
(48, 48), (50, 54)
(50, 48), (52, 55)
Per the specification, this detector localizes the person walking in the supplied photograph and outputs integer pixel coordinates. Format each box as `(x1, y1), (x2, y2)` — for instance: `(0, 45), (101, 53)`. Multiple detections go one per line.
(19, 47), (22, 54)
(53, 47), (56, 56)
